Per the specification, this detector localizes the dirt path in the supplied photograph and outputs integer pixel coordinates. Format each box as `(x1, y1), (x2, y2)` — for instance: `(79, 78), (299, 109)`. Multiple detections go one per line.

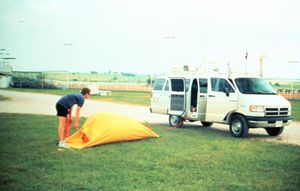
(0, 90), (167, 123)
(1, 90), (299, 146)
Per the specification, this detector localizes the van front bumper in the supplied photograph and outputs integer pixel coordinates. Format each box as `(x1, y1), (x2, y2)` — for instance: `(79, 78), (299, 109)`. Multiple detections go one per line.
(246, 116), (293, 128)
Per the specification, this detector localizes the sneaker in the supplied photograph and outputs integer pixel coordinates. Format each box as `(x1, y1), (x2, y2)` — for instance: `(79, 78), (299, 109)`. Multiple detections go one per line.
(58, 141), (70, 149)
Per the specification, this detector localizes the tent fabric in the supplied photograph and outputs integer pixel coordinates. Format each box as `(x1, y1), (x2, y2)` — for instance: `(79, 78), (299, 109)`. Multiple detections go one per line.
(65, 112), (159, 149)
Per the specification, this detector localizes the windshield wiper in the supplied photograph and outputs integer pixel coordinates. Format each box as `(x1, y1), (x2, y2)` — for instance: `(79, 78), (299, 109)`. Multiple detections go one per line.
(242, 91), (276, 95)
(255, 92), (276, 95)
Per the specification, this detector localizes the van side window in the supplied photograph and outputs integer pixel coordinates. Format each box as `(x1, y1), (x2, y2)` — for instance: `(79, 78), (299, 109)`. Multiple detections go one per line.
(199, 78), (208, 93)
(171, 79), (184, 92)
(164, 80), (169, 91)
(211, 78), (235, 92)
(153, 79), (166, 90)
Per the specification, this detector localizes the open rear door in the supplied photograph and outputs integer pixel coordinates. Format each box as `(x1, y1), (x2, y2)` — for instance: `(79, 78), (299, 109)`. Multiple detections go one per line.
(168, 78), (186, 116)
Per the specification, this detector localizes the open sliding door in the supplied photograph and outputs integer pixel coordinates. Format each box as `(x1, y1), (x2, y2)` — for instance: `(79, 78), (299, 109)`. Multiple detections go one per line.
(168, 78), (186, 116)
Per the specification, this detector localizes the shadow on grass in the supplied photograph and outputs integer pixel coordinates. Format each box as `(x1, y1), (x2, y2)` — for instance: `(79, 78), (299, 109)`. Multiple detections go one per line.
(158, 121), (284, 142)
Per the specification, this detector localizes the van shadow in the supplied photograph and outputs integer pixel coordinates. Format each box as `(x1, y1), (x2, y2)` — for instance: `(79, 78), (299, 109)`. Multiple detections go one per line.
(182, 123), (230, 137)
(168, 122), (274, 140)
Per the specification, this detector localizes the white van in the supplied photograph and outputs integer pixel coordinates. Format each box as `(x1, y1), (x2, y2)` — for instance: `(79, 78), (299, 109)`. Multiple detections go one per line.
(150, 73), (293, 137)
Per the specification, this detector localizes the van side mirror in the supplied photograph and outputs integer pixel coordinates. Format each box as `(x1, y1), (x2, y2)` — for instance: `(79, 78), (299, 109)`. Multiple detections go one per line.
(224, 87), (230, 97)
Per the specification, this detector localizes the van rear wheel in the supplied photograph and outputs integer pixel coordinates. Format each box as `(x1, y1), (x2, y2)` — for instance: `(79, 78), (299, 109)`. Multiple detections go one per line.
(169, 115), (184, 128)
(229, 115), (249, 138)
(265, 127), (284, 136)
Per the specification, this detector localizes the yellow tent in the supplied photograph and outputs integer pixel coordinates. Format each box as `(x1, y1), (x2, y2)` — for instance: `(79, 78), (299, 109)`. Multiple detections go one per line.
(65, 112), (159, 149)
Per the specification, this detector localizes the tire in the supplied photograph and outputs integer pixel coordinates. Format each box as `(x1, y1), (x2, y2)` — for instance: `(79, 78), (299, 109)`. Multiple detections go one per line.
(229, 115), (249, 138)
(265, 127), (284, 136)
(169, 115), (184, 128)
(201, 121), (213, 127)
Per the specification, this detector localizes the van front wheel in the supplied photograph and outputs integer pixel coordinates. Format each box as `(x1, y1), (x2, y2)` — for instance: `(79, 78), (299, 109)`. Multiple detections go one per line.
(229, 115), (249, 138)
(169, 115), (184, 128)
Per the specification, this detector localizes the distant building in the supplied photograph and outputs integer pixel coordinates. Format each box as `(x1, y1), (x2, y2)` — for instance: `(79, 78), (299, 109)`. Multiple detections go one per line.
(0, 64), (12, 88)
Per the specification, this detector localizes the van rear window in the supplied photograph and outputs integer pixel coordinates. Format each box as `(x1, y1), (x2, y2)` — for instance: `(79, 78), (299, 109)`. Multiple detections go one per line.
(171, 79), (184, 92)
(153, 79), (166, 90)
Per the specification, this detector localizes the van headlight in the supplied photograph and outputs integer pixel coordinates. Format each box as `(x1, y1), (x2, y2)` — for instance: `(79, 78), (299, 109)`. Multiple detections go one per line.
(249, 105), (265, 112)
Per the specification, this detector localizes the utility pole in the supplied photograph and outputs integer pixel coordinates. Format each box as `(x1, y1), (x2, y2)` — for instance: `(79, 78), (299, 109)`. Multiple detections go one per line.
(227, 63), (232, 78)
(245, 51), (248, 75)
(259, 55), (266, 77)
(63, 43), (73, 88)
(288, 60), (299, 93)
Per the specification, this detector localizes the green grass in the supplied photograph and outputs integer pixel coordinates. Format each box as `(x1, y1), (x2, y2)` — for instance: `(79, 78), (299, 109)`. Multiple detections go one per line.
(0, 113), (299, 191)
(0, 94), (10, 101)
(92, 90), (150, 106)
(291, 100), (300, 120)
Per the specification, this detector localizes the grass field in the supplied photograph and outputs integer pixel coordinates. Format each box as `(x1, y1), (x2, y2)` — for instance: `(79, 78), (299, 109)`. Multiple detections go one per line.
(0, 95), (10, 101)
(0, 113), (299, 190)
(291, 100), (300, 121)
(92, 90), (150, 106)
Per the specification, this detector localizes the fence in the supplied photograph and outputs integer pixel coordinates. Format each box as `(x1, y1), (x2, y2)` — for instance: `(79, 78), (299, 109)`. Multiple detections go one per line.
(71, 82), (300, 100)
(277, 90), (300, 100)
(9, 71), (151, 92)
(8, 71), (300, 100)
(68, 82), (152, 92)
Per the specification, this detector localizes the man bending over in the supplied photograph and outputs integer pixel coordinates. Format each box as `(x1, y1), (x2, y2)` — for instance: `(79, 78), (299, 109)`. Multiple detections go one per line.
(55, 88), (91, 148)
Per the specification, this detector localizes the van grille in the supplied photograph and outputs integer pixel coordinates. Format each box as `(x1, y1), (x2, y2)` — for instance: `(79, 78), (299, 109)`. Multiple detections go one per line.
(265, 107), (289, 117)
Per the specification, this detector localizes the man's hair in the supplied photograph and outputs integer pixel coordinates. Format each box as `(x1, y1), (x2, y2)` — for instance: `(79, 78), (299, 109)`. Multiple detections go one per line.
(81, 88), (91, 95)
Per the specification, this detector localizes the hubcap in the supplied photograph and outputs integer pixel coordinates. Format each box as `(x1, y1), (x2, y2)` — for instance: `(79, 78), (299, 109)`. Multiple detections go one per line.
(170, 115), (180, 126)
(232, 119), (242, 135)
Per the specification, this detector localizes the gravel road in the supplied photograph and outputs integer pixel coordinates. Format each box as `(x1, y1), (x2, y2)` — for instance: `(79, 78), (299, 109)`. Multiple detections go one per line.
(1, 90), (299, 146)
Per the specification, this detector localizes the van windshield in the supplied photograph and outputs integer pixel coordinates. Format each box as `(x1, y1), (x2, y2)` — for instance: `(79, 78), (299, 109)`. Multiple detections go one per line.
(235, 78), (276, 95)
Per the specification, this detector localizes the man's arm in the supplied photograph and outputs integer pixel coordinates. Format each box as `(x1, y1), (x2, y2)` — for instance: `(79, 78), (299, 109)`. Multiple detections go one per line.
(67, 106), (73, 125)
(74, 106), (81, 129)
(69, 106), (73, 116)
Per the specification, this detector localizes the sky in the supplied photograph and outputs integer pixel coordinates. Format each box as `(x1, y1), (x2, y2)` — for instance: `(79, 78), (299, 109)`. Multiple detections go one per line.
(0, 0), (300, 78)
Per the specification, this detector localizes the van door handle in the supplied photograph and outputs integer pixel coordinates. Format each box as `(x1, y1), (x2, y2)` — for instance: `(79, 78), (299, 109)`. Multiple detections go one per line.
(199, 95), (205, 98)
(208, 95), (215, 97)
